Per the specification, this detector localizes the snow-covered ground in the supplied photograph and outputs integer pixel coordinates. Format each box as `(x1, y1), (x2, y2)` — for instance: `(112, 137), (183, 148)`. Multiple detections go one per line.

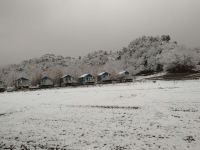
(0, 80), (200, 150)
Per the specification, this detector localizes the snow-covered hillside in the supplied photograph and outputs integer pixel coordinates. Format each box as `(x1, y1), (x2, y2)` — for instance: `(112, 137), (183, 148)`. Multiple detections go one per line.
(1, 35), (200, 87)
(0, 80), (200, 149)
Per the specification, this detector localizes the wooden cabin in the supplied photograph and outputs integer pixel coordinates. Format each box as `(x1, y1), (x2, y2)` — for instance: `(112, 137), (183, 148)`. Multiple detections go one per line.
(118, 71), (133, 82)
(40, 76), (54, 88)
(61, 75), (77, 86)
(0, 81), (6, 92)
(15, 77), (30, 89)
(97, 72), (112, 84)
(78, 74), (95, 85)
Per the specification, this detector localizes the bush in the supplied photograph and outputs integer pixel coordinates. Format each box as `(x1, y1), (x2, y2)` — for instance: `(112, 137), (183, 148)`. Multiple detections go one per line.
(160, 46), (197, 73)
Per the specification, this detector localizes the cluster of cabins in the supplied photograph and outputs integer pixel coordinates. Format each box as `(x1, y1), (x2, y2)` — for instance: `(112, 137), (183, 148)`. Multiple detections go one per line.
(0, 71), (133, 92)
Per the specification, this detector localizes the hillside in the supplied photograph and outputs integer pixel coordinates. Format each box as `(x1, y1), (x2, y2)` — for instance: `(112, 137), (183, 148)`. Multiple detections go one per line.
(0, 35), (200, 86)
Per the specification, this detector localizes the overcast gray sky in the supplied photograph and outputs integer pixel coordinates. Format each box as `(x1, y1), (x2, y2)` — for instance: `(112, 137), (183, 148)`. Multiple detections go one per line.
(0, 0), (200, 65)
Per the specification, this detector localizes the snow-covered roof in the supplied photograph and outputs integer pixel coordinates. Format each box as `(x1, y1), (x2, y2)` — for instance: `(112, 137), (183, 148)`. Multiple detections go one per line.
(118, 71), (129, 75)
(61, 75), (72, 78)
(98, 72), (106, 76)
(79, 74), (92, 78)
(98, 72), (110, 76)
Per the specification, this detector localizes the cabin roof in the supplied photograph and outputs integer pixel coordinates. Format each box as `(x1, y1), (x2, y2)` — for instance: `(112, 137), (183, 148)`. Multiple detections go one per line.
(79, 73), (92, 78)
(98, 72), (109, 76)
(61, 74), (72, 78)
(118, 71), (129, 75)
(16, 77), (29, 81)
(41, 76), (52, 80)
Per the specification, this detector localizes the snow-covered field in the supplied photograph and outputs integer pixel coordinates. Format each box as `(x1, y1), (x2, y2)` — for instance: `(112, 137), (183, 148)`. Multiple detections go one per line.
(0, 80), (200, 150)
